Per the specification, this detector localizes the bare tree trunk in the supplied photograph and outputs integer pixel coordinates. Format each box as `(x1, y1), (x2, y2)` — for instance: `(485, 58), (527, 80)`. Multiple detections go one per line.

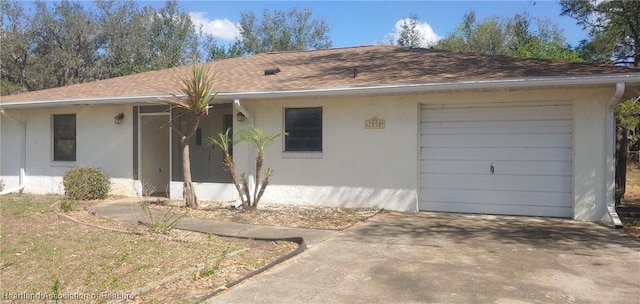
(252, 152), (263, 210)
(181, 137), (198, 208)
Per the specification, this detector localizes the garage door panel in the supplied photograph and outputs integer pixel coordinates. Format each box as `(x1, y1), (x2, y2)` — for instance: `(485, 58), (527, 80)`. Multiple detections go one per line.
(422, 147), (571, 161)
(422, 119), (570, 129)
(421, 133), (571, 148)
(421, 124), (570, 135)
(421, 173), (571, 193)
(420, 188), (571, 208)
(423, 101), (571, 109)
(419, 102), (572, 218)
(421, 106), (571, 122)
(420, 160), (571, 176)
(421, 201), (573, 218)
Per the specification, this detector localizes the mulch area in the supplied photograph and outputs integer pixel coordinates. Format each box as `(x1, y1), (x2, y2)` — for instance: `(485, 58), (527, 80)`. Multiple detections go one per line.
(145, 199), (382, 231)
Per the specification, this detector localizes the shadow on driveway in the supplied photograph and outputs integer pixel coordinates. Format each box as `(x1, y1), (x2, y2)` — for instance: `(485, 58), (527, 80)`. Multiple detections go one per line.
(347, 211), (638, 251)
(212, 211), (640, 304)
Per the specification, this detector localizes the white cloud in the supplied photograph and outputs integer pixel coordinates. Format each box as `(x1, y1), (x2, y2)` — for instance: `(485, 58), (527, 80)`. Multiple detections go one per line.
(384, 18), (441, 47)
(189, 12), (240, 41)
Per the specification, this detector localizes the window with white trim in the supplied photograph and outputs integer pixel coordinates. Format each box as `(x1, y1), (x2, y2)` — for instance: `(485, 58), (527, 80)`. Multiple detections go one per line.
(284, 107), (322, 152)
(53, 114), (76, 161)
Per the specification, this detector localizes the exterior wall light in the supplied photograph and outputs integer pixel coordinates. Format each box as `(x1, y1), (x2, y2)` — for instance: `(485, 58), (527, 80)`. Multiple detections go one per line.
(236, 112), (246, 122)
(114, 113), (124, 124)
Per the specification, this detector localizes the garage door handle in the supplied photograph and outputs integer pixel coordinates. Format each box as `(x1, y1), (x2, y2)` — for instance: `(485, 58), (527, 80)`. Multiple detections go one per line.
(490, 164), (495, 174)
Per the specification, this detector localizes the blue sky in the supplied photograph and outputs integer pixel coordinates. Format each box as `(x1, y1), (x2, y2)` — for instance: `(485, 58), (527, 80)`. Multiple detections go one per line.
(172, 0), (588, 48)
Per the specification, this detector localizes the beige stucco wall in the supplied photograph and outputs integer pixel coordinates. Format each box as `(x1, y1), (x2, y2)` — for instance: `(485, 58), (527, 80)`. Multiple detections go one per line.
(0, 85), (617, 221)
(233, 95), (420, 211)
(1, 105), (134, 195)
(231, 87), (615, 219)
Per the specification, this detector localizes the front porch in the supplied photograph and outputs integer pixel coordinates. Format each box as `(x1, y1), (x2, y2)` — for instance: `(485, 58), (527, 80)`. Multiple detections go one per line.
(135, 103), (236, 202)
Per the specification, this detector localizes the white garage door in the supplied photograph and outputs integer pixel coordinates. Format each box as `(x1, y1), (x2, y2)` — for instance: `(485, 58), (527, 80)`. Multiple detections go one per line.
(420, 101), (572, 217)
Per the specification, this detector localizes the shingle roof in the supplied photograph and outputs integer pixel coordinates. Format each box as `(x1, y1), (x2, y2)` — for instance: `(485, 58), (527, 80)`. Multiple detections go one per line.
(1, 45), (638, 104)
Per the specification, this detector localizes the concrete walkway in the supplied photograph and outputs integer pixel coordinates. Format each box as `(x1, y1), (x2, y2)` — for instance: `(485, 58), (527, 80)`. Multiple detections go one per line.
(89, 198), (338, 246)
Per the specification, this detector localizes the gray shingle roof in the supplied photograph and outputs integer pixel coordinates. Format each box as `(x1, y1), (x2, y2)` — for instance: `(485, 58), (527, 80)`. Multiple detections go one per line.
(1, 45), (638, 104)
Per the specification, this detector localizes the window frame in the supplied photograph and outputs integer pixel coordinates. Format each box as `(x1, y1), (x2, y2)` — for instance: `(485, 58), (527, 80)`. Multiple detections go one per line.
(52, 114), (77, 162)
(283, 107), (323, 154)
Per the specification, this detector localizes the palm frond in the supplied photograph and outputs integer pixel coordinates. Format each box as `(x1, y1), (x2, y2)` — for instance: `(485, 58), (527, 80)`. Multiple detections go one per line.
(171, 64), (217, 115)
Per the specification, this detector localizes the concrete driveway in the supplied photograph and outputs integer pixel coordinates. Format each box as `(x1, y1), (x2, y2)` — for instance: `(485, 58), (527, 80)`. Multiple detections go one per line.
(211, 212), (640, 304)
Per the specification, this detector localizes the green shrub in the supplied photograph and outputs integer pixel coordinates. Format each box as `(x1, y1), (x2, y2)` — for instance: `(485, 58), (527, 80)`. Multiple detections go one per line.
(59, 199), (75, 213)
(63, 167), (111, 200)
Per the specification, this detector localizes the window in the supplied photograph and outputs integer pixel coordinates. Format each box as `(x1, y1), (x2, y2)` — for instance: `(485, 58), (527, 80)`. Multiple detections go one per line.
(284, 107), (322, 152)
(53, 114), (76, 161)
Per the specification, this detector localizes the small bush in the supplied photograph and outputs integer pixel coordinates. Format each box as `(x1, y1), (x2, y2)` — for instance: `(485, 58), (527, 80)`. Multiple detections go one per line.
(139, 201), (185, 233)
(63, 167), (111, 200)
(0, 179), (4, 192)
(59, 199), (75, 213)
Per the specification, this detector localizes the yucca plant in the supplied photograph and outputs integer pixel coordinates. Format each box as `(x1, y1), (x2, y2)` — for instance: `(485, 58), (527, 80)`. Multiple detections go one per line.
(209, 126), (283, 212)
(167, 64), (216, 208)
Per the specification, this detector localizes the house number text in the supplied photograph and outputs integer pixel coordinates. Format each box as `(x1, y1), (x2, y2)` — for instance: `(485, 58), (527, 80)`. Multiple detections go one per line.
(365, 116), (385, 129)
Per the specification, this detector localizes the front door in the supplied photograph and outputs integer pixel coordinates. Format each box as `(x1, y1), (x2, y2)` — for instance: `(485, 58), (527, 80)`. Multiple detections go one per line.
(140, 114), (170, 196)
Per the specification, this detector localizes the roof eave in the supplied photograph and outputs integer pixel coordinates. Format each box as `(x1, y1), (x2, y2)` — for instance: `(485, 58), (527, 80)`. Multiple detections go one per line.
(2, 73), (639, 109)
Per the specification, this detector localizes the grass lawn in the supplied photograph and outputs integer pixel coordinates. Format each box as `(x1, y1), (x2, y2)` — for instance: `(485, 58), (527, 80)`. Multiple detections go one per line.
(0, 194), (290, 303)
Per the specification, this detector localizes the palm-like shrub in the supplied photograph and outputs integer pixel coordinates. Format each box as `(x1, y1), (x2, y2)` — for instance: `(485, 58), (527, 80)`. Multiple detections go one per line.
(209, 126), (282, 212)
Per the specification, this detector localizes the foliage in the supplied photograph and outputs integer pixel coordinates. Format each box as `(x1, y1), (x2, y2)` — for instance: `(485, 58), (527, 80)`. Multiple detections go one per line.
(617, 99), (640, 153)
(436, 11), (508, 55)
(560, 0), (640, 66)
(617, 100), (640, 130)
(204, 38), (243, 61)
(167, 63), (217, 208)
(139, 201), (186, 233)
(237, 7), (332, 55)
(145, 0), (199, 68)
(0, 179), (4, 192)
(94, 0), (152, 78)
(0, 0), (204, 95)
(62, 167), (111, 200)
(435, 11), (582, 61)
(397, 13), (424, 47)
(209, 126), (283, 212)
(59, 198), (75, 213)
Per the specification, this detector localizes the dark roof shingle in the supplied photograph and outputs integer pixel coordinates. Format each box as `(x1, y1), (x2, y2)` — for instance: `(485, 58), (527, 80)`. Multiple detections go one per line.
(1, 45), (638, 104)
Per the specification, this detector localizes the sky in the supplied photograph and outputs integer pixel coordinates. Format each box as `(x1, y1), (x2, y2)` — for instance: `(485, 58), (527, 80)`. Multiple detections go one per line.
(169, 0), (588, 48)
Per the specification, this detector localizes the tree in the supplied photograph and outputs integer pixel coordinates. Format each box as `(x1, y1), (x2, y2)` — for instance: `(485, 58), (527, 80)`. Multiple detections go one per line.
(0, 0), (32, 94)
(203, 37), (243, 61)
(145, 0), (198, 69)
(436, 11), (581, 61)
(1, 0), (205, 95)
(507, 15), (583, 61)
(397, 13), (424, 47)
(436, 11), (508, 55)
(237, 7), (331, 55)
(560, 0), (640, 66)
(20, 0), (99, 89)
(94, 0), (149, 78)
(210, 127), (283, 212)
(167, 64), (216, 208)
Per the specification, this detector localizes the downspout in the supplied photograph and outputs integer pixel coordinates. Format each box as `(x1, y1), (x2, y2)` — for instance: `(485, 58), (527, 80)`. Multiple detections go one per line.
(605, 83), (625, 228)
(0, 108), (27, 195)
(233, 99), (256, 203)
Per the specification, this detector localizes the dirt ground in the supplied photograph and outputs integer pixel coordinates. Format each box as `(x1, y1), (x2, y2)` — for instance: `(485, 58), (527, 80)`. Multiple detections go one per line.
(617, 166), (640, 242)
(1, 195), (370, 303)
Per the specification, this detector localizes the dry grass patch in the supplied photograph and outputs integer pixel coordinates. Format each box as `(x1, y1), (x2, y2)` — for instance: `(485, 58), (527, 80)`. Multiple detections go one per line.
(618, 167), (640, 242)
(0, 194), (293, 303)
